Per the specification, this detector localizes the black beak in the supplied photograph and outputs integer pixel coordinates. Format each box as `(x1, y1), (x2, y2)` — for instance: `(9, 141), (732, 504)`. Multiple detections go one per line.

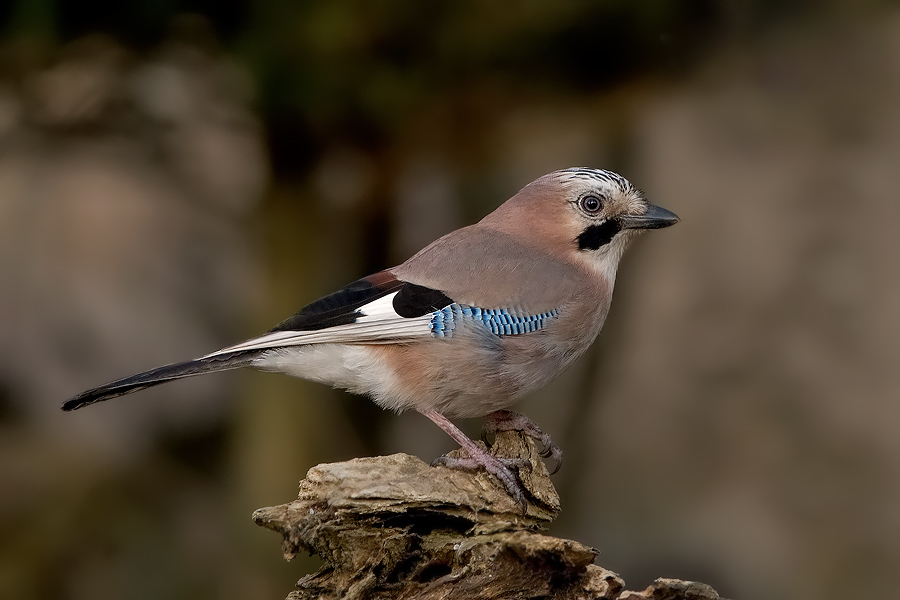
(619, 203), (680, 230)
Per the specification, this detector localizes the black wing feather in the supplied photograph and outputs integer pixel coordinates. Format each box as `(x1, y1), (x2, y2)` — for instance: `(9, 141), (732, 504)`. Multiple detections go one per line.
(268, 270), (452, 332)
(392, 282), (453, 317)
(61, 350), (259, 411)
(62, 272), (455, 412)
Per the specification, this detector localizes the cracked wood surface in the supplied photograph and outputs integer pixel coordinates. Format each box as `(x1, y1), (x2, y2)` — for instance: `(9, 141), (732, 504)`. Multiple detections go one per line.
(253, 431), (723, 600)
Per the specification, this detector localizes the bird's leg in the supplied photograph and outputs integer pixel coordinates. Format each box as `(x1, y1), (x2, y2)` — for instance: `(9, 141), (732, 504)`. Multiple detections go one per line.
(420, 409), (529, 506)
(481, 410), (563, 475)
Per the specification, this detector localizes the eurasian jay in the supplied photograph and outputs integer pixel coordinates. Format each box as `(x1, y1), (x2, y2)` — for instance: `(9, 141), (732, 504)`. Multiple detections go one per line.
(62, 167), (679, 504)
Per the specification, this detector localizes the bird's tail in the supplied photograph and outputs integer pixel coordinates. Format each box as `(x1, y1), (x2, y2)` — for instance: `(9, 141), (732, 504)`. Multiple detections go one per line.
(61, 351), (261, 411)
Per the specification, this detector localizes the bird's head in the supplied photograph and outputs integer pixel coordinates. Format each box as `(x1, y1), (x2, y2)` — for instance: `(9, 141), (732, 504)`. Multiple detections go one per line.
(480, 167), (679, 282)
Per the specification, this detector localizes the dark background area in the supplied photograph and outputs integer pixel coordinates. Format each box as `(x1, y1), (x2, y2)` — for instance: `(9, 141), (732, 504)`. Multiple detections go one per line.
(1, 1), (898, 599)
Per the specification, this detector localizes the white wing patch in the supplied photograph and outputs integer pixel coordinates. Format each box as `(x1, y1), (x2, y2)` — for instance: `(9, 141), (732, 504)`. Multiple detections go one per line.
(353, 293), (408, 324)
(203, 292), (433, 358)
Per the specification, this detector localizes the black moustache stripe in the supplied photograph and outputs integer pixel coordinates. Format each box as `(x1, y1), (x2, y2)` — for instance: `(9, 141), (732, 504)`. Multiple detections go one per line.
(577, 220), (621, 251)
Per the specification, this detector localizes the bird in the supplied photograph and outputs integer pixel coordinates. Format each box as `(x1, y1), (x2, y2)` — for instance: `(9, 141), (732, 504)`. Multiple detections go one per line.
(62, 167), (678, 504)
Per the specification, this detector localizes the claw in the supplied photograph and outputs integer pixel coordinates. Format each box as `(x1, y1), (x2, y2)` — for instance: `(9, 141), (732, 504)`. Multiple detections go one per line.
(549, 455), (562, 476)
(483, 410), (563, 476)
(421, 410), (531, 508)
(433, 453), (529, 507)
(480, 429), (493, 447)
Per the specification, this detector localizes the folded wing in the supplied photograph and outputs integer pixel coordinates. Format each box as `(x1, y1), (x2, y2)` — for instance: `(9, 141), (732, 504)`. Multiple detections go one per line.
(203, 271), (454, 357)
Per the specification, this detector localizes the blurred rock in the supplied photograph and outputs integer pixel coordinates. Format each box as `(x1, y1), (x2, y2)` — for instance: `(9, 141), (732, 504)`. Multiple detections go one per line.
(25, 36), (126, 129)
(619, 579), (722, 600)
(0, 33), (267, 451)
(391, 156), (462, 259)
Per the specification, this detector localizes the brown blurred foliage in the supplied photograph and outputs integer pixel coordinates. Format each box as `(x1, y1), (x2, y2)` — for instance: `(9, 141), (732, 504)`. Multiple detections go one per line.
(1, 2), (898, 599)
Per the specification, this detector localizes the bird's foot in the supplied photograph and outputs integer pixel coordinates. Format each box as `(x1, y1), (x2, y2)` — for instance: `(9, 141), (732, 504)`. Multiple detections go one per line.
(431, 453), (530, 506)
(420, 409), (534, 507)
(481, 410), (563, 474)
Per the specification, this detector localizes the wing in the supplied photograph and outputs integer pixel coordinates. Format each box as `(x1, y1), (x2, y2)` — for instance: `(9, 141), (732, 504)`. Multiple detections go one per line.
(206, 221), (590, 360)
(63, 272), (456, 410)
(203, 271), (454, 357)
(391, 224), (588, 314)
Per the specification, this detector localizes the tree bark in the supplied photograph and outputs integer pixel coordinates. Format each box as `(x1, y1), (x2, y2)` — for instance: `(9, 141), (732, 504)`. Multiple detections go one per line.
(253, 431), (723, 600)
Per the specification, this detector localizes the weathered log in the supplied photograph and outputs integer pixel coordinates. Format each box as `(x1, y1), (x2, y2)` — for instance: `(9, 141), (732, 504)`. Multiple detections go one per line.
(253, 432), (722, 600)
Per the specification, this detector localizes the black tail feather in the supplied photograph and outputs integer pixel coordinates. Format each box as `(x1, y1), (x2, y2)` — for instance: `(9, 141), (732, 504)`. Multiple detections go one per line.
(61, 351), (260, 411)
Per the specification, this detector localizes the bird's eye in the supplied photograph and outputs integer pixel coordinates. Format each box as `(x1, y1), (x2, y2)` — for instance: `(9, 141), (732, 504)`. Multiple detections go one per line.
(579, 195), (603, 214)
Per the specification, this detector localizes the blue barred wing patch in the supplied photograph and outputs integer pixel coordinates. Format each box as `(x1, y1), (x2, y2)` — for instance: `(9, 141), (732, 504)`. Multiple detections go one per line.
(430, 304), (560, 338)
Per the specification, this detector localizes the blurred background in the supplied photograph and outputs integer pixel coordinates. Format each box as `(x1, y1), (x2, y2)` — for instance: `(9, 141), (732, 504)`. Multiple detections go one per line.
(1, 1), (898, 598)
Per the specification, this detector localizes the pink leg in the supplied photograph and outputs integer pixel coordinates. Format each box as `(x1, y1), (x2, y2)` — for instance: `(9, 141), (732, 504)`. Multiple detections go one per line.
(483, 410), (563, 474)
(420, 409), (528, 506)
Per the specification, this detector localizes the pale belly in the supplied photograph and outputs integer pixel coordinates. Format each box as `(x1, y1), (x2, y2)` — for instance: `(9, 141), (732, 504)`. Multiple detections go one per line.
(252, 321), (598, 419)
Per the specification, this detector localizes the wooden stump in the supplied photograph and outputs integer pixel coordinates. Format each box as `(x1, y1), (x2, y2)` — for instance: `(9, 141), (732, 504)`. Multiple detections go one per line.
(253, 432), (723, 600)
